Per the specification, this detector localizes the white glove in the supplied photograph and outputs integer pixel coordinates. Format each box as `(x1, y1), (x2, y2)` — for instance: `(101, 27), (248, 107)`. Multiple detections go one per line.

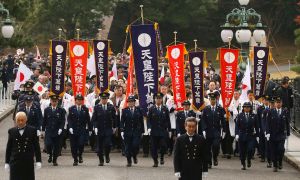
(121, 132), (124, 139)
(169, 132), (172, 138)
(35, 162), (42, 170)
(89, 131), (92, 136)
(4, 163), (9, 172)
(147, 129), (151, 135)
(37, 130), (41, 136)
(94, 128), (98, 135)
(113, 128), (117, 134)
(174, 172), (181, 178)
(202, 131), (206, 139)
(222, 132), (226, 139)
(235, 135), (239, 141)
(202, 172), (208, 178)
(69, 128), (74, 134)
(256, 137), (259, 142)
(196, 111), (202, 116)
(177, 133), (180, 137)
(265, 134), (270, 141)
(196, 118), (200, 122)
(58, 129), (62, 135)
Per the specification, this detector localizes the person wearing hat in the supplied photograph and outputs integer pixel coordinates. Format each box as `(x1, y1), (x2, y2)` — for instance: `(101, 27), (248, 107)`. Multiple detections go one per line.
(262, 95), (276, 168)
(176, 100), (196, 137)
(256, 95), (270, 163)
(67, 94), (92, 166)
(274, 77), (293, 112)
(18, 81), (40, 106)
(235, 102), (259, 170)
(201, 92), (226, 168)
(17, 95), (43, 136)
(42, 95), (66, 166)
(173, 117), (208, 180)
(265, 97), (290, 172)
(5, 112), (42, 180)
(91, 92), (117, 166)
(147, 92), (171, 167)
(120, 95), (144, 167)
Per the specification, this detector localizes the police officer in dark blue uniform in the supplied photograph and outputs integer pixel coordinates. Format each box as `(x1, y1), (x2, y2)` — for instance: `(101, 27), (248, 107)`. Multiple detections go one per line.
(18, 81), (40, 106)
(201, 93), (226, 168)
(176, 100), (196, 136)
(42, 95), (66, 166)
(120, 95), (144, 167)
(92, 92), (117, 166)
(147, 92), (171, 167)
(235, 102), (259, 170)
(266, 97), (290, 172)
(17, 95), (43, 134)
(263, 96), (276, 168)
(68, 94), (92, 166)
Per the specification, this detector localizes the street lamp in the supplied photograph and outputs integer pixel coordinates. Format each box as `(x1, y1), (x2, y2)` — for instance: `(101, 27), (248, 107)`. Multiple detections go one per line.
(220, 0), (266, 70)
(0, 3), (14, 38)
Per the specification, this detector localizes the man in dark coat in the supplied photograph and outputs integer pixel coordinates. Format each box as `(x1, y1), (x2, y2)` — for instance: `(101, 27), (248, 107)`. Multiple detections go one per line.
(68, 94), (92, 166)
(235, 102), (259, 170)
(274, 77), (293, 111)
(42, 95), (66, 166)
(147, 92), (171, 167)
(174, 117), (208, 180)
(201, 93), (226, 168)
(120, 95), (144, 167)
(92, 92), (117, 166)
(266, 97), (290, 172)
(1, 64), (9, 98)
(5, 112), (42, 180)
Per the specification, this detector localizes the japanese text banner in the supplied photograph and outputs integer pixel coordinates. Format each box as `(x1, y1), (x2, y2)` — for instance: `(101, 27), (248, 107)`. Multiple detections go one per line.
(167, 43), (186, 110)
(188, 51), (204, 111)
(93, 40), (109, 93)
(69, 40), (89, 97)
(220, 48), (239, 109)
(50, 40), (67, 96)
(254, 46), (269, 99)
(130, 24), (159, 115)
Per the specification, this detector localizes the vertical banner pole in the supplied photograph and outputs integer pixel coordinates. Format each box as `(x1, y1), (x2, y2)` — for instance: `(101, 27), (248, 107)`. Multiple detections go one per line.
(194, 39), (197, 52)
(76, 28), (80, 41)
(98, 28), (102, 40)
(58, 28), (62, 41)
(140, 5), (144, 25)
(174, 31), (177, 45)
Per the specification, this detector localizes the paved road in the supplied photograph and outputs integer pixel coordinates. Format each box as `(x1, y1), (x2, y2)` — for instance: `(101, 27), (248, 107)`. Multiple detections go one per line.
(0, 115), (299, 180)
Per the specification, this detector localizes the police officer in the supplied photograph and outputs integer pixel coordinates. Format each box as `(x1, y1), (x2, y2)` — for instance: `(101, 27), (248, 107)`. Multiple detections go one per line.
(263, 96), (276, 168)
(42, 95), (66, 166)
(174, 117), (208, 180)
(5, 112), (42, 180)
(176, 100), (196, 136)
(257, 95), (269, 162)
(18, 81), (40, 105)
(147, 92), (171, 167)
(68, 94), (92, 166)
(235, 102), (259, 170)
(266, 97), (290, 172)
(201, 93), (226, 168)
(120, 95), (144, 167)
(92, 92), (117, 166)
(17, 95), (43, 135)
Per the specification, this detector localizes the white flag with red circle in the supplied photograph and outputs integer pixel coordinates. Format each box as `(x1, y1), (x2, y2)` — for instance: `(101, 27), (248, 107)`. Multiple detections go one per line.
(14, 62), (33, 90)
(33, 81), (48, 95)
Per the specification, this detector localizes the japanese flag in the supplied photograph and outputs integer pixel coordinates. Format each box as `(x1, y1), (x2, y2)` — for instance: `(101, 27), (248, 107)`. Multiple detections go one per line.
(14, 62), (33, 90)
(33, 82), (48, 95)
(240, 59), (251, 104)
(35, 45), (41, 61)
(159, 65), (165, 85)
(110, 60), (118, 80)
(87, 52), (96, 77)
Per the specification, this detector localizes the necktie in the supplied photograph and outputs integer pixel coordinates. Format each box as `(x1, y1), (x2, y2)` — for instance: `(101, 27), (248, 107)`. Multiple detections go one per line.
(185, 111), (188, 117)
(278, 109), (280, 116)
(52, 107), (55, 112)
(131, 108), (134, 115)
(246, 113), (249, 121)
(158, 106), (161, 113)
(212, 107), (215, 112)
(26, 107), (30, 114)
(104, 105), (106, 111)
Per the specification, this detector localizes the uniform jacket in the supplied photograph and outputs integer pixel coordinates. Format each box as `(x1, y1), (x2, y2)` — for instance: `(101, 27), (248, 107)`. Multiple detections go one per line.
(18, 105), (43, 130)
(174, 134), (208, 180)
(266, 108), (290, 141)
(147, 105), (171, 137)
(91, 103), (117, 136)
(42, 106), (66, 137)
(67, 105), (92, 135)
(120, 106), (144, 137)
(235, 112), (259, 141)
(201, 105), (226, 138)
(176, 110), (196, 135)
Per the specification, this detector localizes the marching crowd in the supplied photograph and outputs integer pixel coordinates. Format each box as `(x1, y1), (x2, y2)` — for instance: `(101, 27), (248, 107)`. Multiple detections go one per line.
(1, 52), (294, 180)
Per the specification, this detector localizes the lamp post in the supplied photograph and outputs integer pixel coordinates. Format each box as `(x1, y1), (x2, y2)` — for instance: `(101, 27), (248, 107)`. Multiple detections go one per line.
(220, 0), (266, 70)
(0, 3), (14, 38)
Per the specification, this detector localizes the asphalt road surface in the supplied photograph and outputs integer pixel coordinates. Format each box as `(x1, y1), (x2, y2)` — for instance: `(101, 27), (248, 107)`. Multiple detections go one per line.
(0, 114), (299, 180)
